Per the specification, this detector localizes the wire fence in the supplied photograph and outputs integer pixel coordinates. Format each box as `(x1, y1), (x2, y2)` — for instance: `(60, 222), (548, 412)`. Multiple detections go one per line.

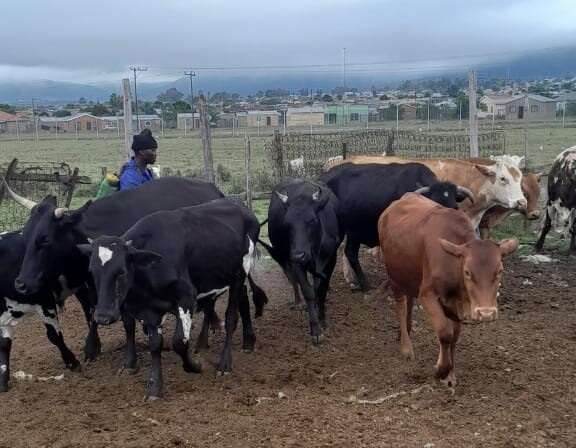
(0, 159), (87, 231)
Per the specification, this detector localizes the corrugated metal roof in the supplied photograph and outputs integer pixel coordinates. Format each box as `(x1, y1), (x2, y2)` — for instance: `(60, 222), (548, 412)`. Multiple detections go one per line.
(527, 94), (556, 103)
(0, 111), (18, 122)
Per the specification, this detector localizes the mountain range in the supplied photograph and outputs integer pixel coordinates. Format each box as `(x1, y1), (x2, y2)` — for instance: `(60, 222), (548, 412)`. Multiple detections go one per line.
(2, 46), (576, 104)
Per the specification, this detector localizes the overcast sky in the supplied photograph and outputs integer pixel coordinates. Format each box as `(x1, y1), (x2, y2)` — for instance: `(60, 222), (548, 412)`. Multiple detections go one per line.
(1, 0), (575, 84)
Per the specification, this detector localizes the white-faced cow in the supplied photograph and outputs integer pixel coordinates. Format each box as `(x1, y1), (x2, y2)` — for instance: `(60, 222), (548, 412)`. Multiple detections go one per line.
(536, 146), (576, 253)
(319, 163), (474, 291)
(0, 230), (81, 392)
(78, 199), (268, 399)
(262, 179), (342, 344)
(9, 177), (225, 366)
(379, 193), (518, 387)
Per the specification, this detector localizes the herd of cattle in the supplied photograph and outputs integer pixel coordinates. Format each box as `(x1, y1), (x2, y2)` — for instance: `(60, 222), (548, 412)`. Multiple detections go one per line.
(1, 145), (576, 399)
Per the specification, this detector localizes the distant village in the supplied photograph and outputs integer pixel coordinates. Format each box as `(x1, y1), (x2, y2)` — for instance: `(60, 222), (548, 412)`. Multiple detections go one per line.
(1, 75), (576, 135)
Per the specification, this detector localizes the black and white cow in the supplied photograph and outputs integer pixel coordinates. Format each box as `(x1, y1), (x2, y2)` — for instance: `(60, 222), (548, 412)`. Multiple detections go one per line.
(6, 177), (224, 364)
(0, 230), (81, 392)
(536, 146), (576, 253)
(262, 179), (342, 344)
(78, 198), (268, 399)
(318, 163), (475, 291)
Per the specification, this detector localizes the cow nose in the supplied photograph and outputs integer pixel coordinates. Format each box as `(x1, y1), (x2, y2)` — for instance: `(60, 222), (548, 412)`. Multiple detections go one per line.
(14, 278), (28, 295)
(474, 307), (498, 322)
(516, 198), (527, 211)
(94, 311), (119, 326)
(290, 251), (308, 263)
(527, 210), (540, 220)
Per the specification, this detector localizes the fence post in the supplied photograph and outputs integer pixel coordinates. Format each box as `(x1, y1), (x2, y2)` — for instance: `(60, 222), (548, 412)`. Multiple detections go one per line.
(468, 70), (479, 157)
(64, 167), (80, 208)
(244, 134), (253, 210)
(272, 129), (283, 179)
(386, 130), (395, 156)
(523, 128), (528, 169)
(122, 78), (134, 160)
(342, 142), (348, 160)
(198, 95), (215, 183)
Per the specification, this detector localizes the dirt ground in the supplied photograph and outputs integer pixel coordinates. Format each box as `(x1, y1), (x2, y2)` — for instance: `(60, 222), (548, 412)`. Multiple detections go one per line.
(2, 248), (575, 448)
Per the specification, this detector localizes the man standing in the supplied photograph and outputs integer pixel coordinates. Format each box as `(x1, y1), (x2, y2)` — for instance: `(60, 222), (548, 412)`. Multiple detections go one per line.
(119, 128), (158, 190)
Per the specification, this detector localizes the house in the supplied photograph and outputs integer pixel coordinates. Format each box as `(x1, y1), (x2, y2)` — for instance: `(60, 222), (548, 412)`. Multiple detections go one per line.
(177, 113), (201, 130)
(480, 94), (557, 120)
(39, 113), (161, 133)
(0, 111), (33, 134)
(246, 110), (279, 128)
(216, 112), (247, 128)
(286, 106), (325, 127)
(324, 104), (369, 125)
(555, 92), (576, 110)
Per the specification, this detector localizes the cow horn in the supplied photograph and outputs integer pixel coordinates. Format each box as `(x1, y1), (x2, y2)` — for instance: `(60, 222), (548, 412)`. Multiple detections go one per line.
(414, 186), (431, 195)
(275, 191), (288, 203)
(1, 178), (37, 210)
(312, 190), (320, 201)
(456, 186), (475, 203)
(54, 207), (68, 219)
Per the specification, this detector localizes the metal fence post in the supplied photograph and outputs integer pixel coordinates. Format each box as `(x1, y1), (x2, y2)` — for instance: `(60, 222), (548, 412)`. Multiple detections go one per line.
(244, 134), (253, 210)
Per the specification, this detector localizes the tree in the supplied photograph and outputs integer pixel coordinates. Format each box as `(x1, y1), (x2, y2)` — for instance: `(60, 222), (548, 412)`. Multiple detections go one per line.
(108, 93), (122, 112)
(157, 88), (184, 104)
(84, 103), (111, 116)
(0, 104), (15, 114)
(78, 97), (87, 104)
(53, 110), (72, 117)
(173, 101), (191, 113)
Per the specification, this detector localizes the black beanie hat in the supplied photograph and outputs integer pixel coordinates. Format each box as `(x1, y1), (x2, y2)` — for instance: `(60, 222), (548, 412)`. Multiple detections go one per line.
(132, 128), (158, 152)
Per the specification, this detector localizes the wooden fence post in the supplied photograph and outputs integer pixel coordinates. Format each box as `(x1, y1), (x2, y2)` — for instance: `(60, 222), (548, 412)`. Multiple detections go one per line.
(64, 167), (80, 208)
(244, 134), (253, 210)
(198, 95), (215, 183)
(342, 142), (348, 159)
(122, 78), (134, 161)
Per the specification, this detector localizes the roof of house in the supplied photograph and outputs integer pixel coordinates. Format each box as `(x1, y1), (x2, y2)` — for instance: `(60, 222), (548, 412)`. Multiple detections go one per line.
(247, 110), (279, 116)
(176, 113), (200, 118)
(482, 95), (525, 105)
(555, 92), (576, 102)
(0, 111), (21, 122)
(287, 106), (326, 114)
(527, 94), (556, 103)
(39, 113), (100, 122)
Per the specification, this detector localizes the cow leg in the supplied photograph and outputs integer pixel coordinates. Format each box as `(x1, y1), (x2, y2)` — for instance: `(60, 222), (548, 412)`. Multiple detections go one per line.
(535, 209), (552, 252)
(295, 267), (322, 345)
(75, 287), (101, 362)
(217, 276), (242, 375)
(285, 264), (304, 310)
(120, 313), (138, 374)
(570, 223), (576, 254)
(173, 313), (202, 374)
(420, 294), (456, 387)
(38, 306), (81, 372)
(0, 328), (12, 392)
(344, 238), (368, 291)
(238, 284), (256, 352)
(315, 254), (338, 329)
(395, 295), (415, 360)
(195, 298), (214, 353)
(479, 225), (490, 240)
(145, 323), (164, 400)
(449, 320), (462, 384)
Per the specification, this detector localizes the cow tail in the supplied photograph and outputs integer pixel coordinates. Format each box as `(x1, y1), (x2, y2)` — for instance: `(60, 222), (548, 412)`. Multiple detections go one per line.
(248, 274), (268, 318)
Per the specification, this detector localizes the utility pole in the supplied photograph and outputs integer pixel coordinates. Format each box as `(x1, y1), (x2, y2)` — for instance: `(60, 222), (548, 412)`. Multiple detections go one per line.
(427, 98), (430, 131)
(129, 66), (147, 132)
(122, 78), (134, 160)
(468, 70), (479, 157)
(342, 47), (347, 89)
(184, 70), (196, 129)
(198, 95), (215, 183)
(31, 98), (39, 142)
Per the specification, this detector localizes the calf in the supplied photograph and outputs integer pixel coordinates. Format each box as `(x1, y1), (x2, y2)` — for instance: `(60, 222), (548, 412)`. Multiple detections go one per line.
(536, 146), (576, 253)
(378, 193), (518, 387)
(79, 199), (268, 399)
(262, 179), (342, 344)
(319, 163), (474, 291)
(0, 231), (80, 392)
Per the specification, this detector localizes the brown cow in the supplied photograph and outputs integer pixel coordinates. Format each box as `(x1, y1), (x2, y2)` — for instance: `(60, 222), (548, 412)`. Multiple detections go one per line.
(378, 193), (518, 387)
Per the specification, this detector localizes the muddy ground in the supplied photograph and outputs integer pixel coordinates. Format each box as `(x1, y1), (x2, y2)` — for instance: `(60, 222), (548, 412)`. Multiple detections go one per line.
(2, 248), (575, 448)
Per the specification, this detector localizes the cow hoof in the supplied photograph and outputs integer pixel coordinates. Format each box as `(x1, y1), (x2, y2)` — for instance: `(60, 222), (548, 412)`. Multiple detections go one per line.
(349, 283), (361, 291)
(289, 303), (306, 311)
(440, 372), (457, 389)
(216, 369), (232, 377)
(311, 334), (324, 346)
(118, 366), (139, 376)
(145, 395), (162, 402)
(67, 360), (82, 372)
(183, 360), (202, 374)
(0, 383), (8, 393)
(242, 337), (256, 353)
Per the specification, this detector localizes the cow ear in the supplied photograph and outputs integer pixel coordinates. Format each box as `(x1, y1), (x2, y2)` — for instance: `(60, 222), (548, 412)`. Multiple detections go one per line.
(498, 238), (518, 257)
(128, 248), (162, 268)
(474, 164), (496, 178)
(275, 191), (288, 204)
(58, 210), (83, 227)
(76, 244), (93, 256)
(313, 189), (330, 209)
(439, 238), (465, 257)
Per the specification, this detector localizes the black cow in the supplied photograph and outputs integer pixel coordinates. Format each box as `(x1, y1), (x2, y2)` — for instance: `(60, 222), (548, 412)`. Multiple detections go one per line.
(262, 179), (342, 345)
(535, 146), (576, 253)
(78, 199), (268, 399)
(318, 163), (474, 291)
(0, 230), (81, 392)
(9, 177), (224, 364)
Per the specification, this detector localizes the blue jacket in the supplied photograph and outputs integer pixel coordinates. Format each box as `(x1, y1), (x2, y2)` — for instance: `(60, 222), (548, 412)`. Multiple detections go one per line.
(119, 159), (154, 191)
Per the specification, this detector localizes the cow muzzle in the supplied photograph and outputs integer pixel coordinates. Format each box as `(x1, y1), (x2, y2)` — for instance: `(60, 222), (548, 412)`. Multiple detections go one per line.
(513, 198), (527, 211)
(14, 277), (32, 295)
(525, 209), (540, 220)
(472, 307), (498, 322)
(290, 251), (310, 264)
(94, 310), (120, 326)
